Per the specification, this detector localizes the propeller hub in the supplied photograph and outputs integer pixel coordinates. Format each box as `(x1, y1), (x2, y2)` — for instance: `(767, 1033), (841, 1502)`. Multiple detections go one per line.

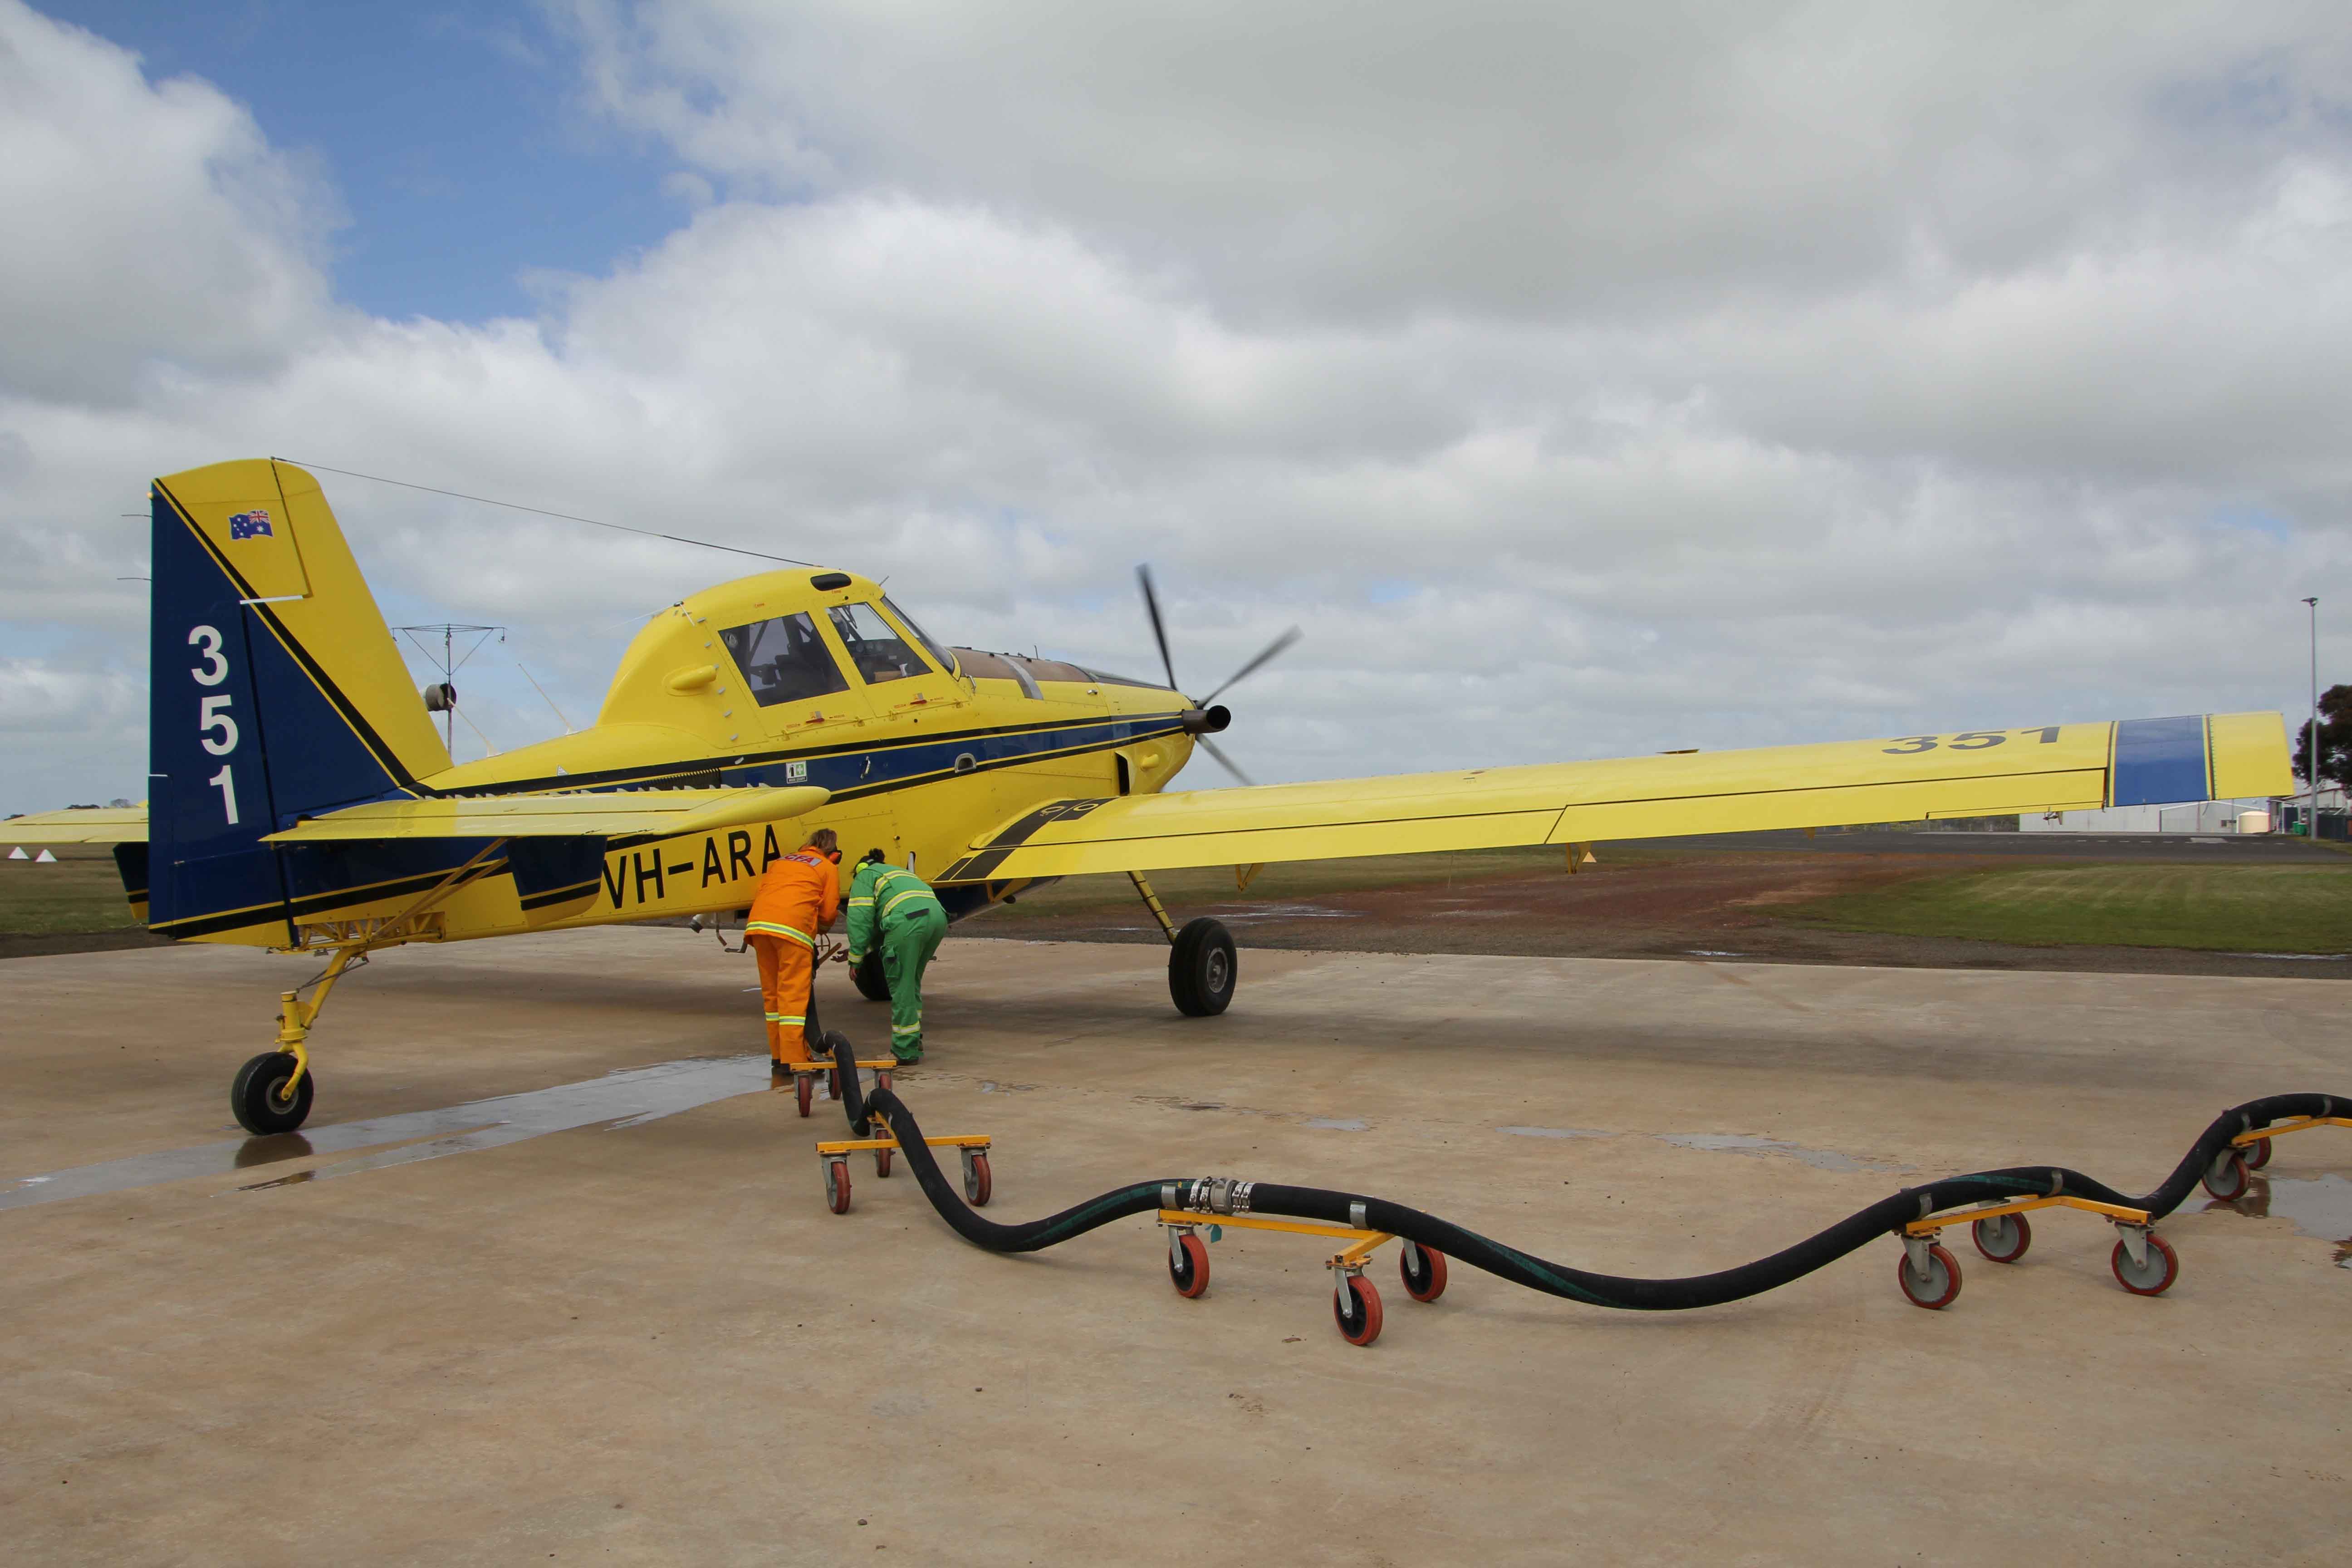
(1179, 706), (1231, 735)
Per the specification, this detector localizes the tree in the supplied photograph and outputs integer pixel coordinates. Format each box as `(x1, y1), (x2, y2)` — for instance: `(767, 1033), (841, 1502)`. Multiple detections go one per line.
(2291, 682), (2352, 790)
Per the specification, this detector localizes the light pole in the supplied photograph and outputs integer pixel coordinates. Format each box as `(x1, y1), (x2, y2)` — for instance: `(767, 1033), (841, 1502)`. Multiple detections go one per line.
(2303, 597), (2319, 837)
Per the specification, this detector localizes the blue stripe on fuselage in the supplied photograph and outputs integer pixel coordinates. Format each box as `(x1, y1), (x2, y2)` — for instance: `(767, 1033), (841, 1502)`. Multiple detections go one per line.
(2110, 715), (2209, 807)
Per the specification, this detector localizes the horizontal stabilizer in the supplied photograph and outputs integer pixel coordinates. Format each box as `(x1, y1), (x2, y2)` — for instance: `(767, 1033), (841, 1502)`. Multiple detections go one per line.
(260, 784), (829, 842)
(4, 805), (149, 844)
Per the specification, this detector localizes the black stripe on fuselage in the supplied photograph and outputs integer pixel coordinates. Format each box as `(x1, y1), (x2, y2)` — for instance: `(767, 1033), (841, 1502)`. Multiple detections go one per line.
(936, 797), (1113, 883)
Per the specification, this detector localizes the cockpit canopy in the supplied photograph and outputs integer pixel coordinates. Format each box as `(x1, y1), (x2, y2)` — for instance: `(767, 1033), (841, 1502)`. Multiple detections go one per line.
(715, 595), (957, 707)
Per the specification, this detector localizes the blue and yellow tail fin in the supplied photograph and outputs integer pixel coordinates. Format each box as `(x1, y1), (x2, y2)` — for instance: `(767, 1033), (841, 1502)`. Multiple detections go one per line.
(147, 459), (452, 938)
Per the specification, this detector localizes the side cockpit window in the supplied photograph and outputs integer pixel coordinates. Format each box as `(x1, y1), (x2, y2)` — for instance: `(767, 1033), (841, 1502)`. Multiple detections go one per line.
(719, 613), (852, 707)
(828, 601), (934, 685)
(882, 597), (957, 678)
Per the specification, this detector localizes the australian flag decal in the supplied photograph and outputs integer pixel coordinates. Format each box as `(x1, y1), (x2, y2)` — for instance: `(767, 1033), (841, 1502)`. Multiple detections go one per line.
(227, 509), (274, 540)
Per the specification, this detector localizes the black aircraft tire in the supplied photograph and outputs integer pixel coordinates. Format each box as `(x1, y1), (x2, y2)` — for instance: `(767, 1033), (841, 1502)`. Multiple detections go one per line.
(231, 1051), (314, 1136)
(1168, 917), (1237, 1017)
(852, 950), (891, 1002)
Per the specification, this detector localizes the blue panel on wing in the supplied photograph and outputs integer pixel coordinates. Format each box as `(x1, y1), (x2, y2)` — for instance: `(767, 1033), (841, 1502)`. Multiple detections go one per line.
(2110, 715), (2210, 807)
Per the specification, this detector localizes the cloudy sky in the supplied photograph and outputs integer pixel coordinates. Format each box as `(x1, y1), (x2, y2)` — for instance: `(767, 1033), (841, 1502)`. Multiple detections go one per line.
(4, 0), (2348, 811)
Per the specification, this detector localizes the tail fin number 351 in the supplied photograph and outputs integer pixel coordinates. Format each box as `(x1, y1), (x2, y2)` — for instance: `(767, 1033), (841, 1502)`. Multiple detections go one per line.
(189, 625), (239, 824)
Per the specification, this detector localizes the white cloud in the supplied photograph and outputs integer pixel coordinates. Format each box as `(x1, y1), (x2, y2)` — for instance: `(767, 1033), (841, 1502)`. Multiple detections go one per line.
(2, 0), (2349, 815)
(0, 0), (340, 406)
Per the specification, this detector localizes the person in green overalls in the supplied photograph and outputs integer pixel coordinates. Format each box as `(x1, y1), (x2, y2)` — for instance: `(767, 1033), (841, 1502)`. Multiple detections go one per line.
(844, 849), (950, 1064)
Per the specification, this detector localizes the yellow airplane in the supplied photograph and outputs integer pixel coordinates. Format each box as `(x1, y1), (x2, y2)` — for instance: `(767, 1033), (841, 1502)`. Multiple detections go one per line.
(7, 458), (2295, 1136)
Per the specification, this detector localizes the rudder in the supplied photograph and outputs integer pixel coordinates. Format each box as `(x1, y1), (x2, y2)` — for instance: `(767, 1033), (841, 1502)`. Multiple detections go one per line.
(147, 459), (452, 939)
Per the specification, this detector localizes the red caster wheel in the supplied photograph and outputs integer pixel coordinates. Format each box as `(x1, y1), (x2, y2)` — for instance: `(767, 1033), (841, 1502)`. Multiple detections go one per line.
(874, 1145), (894, 1178)
(825, 1067), (842, 1102)
(1971, 1212), (2031, 1264)
(1168, 1231), (1209, 1298)
(2202, 1150), (2248, 1201)
(2242, 1137), (2272, 1171)
(795, 1074), (814, 1117)
(1333, 1273), (1384, 1346)
(2111, 1231), (2179, 1296)
(1399, 1241), (1448, 1302)
(963, 1152), (993, 1207)
(824, 1161), (852, 1215)
(877, 1070), (894, 1096)
(1897, 1242), (1961, 1309)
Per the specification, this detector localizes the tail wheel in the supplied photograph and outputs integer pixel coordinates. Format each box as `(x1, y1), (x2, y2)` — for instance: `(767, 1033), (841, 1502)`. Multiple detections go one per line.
(230, 1051), (314, 1136)
(964, 1152), (993, 1207)
(794, 1074), (814, 1117)
(1169, 1232), (1209, 1298)
(1333, 1274), (1384, 1346)
(2242, 1137), (2273, 1171)
(2202, 1150), (2249, 1201)
(1399, 1241), (1449, 1302)
(824, 1161), (852, 1215)
(2112, 1232), (2180, 1296)
(874, 1145), (894, 1178)
(1897, 1243), (1962, 1309)
(1168, 917), (1237, 1017)
(1971, 1212), (2032, 1264)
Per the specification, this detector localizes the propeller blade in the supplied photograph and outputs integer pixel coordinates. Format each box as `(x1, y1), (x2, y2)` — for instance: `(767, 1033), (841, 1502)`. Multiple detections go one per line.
(1135, 565), (1180, 693)
(1200, 626), (1302, 707)
(1196, 734), (1256, 789)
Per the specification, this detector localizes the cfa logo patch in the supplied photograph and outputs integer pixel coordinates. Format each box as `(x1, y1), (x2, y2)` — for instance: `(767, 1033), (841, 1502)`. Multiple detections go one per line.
(785, 760), (809, 782)
(226, 509), (274, 541)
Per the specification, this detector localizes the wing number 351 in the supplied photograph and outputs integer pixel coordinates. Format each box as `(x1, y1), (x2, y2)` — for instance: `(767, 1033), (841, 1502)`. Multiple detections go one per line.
(1883, 726), (2062, 755)
(189, 624), (240, 824)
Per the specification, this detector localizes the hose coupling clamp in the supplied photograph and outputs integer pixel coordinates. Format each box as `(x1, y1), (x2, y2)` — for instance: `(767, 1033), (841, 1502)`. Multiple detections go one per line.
(1184, 1177), (1253, 1215)
(1162, 1183), (1179, 1209)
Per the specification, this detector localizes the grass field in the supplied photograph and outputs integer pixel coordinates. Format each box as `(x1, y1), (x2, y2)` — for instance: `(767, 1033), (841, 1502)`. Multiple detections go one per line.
(0, 844), (140, 936)
(1781, 864), (2352, 953)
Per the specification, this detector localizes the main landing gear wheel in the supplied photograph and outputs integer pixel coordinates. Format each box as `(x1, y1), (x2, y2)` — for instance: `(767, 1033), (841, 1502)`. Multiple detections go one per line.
(852, 950), (891, 1003)
(1333, 1274), (1384, 1346)
(1168, 917), (1237, 1017)
(2202, 1149), (2249, 1201)
(2243, 1137), (2273, 1171)
(1971, 1212), (2032, 1264)
(1400, 1240), (1449, 1302)
(2111, 1232), (2180, 1296)
(795, 1074), (814, 1117)
(230, 1051), (314, 1136)
(824, 1161), (853, 1215)
(1897, 1243), (1962, 1309)
(963, 1152), (993, 1207)
(1169, 1232), (1209, 1298)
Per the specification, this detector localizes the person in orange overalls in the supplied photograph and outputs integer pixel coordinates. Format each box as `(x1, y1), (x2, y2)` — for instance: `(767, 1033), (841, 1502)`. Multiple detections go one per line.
(744, 828), (843, 1067)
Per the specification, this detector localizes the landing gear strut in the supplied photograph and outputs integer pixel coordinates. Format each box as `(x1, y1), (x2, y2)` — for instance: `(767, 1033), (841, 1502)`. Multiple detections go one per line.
(1129, 870), (1236, 1016)
(228, 838), (508, 1136)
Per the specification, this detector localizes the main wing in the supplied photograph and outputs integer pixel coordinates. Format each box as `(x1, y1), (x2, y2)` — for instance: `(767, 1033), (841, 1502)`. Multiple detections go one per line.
(939, 713), (2292, 882)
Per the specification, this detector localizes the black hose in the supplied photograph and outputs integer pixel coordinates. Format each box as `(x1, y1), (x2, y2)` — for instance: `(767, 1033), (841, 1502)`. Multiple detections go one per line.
(823, 1038), (2335, 1312)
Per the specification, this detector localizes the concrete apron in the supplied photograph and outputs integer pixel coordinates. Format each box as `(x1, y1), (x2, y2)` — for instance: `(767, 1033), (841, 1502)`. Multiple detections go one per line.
(1, 929), (2347, 1566)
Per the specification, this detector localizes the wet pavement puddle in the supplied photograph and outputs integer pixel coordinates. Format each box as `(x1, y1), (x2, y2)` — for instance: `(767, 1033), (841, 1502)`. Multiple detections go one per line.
(1, 1054), (775, 1211)
(2180, 1173), (2352, 1267)
(1653, 1132), (1911, 1173)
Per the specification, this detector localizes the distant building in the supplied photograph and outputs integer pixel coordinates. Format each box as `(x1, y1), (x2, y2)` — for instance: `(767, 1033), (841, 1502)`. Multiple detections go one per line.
(2019, 787), (2343, 834)
(2021, 799), (2277, 834)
